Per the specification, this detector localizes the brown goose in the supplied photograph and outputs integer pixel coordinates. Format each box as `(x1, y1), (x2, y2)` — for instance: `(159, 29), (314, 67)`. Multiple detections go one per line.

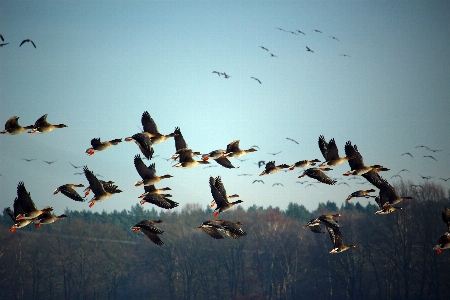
(346, 189), (376, 201)
(289, 159), (321, 170)
(377, 177), (413, 206)
(134, 154), (173, 186)
(173, 148), (210, 168)
(326, 226), (356, 254)
(304, 214), (341, 230)
(298, 167), (336, 185)
(139, 193), (179, 209)
(170, 127), (201, 161)
(223, 140), (257, 158)
(202, 149), (237, 169)
(141, 111), (176, 145)
(0, 116), (33, 134)
(374, 196), (402, 215)
(125, 132), (155, 160)
(318, 135), (354, 167)
(138, 184), (172, 198)
(83, 166), (122, 208)
(210, 176), (243, 218)
(53, 183), (85, 202)
(7, 182), (41, 232)
(85, 137), (122, 156)
(131, 220), (164, 246)
(198, 220), (246, 239)
(434, 207), (450, 254)
(259, 161), (290, 176)
(343, 141), (389, 176)
(28, 114), (67, 133)
(209, 175), (239, 208)
(35, 212), (67, 228)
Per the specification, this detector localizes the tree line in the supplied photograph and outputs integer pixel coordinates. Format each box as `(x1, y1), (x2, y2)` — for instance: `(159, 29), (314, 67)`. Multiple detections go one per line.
(1, 180), (449, 300)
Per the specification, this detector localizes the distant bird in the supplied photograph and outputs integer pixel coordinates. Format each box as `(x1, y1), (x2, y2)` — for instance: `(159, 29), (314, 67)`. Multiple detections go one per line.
(296, 181), (308, 184)
(286, 137), (299, 144)
(0, 34), (3, 42)
(415, 145), (430, 149)
(398, 169), (411, 174)
(0, 116), (33, 134)
(236, 158), (248, 162)
(20, 39), (36, 48)
(198, 220), (246, 239)
(329, 36), (339, 41)
(289, 159), (321, 170)
(69, 162), (83, 169)
(212, 71), (221, 76)
(53, 184), (85, 202)
(275, 28), (287, 31)
(326, 227), (356, 254)
(203, 165), (217, 169)
(42, 160), (56, 165)
(391, 174), (402, 180)
(238, 174), (252, 176)
(251, 77), (261, 84)
(340, 54), (350, 57)
(298, 167), (336, 185)
(222, 72), (231, 78)
(259, 46), (269, 51)
(140, 193), (178, 209)
(223, 140), (257, 158)
(268, 151), (282, 156)
(28, 114), (67, 133)
(346, 189), (376, 201)
(306, 46), (314, 53)
(22, 158), (36, 162)
(401, 152), (413, 158)
(439, 178), (450, 182)
(257, 160), (266, 168)
(210, 176), (243, 218)
(259, 161), (290, 176)
(419, 174), (433, 180)
(0, 43), (9, 47)
(272, 183), (284, 187)
(428, 149), (442, 153)
(270, 53), (277, 57)
(251, 145), (260, 150)
(314, 29), (322, 33)
(134, 154), (173, 186)
(319, 136), (354, 167)
(253, 180), (264, 184)
(131, 220), (164, 246)
(83, 167), (121, 208)
(423, 155), (437, 161)
(338, 182), (350, 187)
(305, 183), (316, 188)
(296, 30), (306, 35)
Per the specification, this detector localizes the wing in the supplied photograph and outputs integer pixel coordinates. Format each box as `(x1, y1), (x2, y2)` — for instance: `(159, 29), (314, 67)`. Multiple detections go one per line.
(5, 116), (20, 130)
(362, 171), (384, 188)
(442, 207), (450, 231)
(139, 227), (164, 245)
(318, 135), (328, 160)
(307, 169), (336, 185)
(5, 207), (16, 222)
(90, 138), (102, 147)
(17, 181), (37, 213)
(59, 185), (85, 202)
(83, 167), (106, 195)
(141, 111), (159, 134)
(332, 228), (345, 249)
(319, 215), (339, 229)
(202, 227), (224, 239)
(132, 133), (154, 160)
(214, 176), (228, 199)
(143, 194), (179, 209)
(226, 140), (240, 153)
(34, 114), (48, 128)
(345, 141), (364, 170)
(210, 176), (229, 207)
(326, 138), (340, 160)
(134, 155), (154, 179)
(214, 157), (236, 169)
(265, 161), (276, 173)
(326, 226), (337, 245)
(173, 127), (187, 151)
(309, 224), (325, 234)
(219, 220), (246, 237)
(378, 178), (398, 204)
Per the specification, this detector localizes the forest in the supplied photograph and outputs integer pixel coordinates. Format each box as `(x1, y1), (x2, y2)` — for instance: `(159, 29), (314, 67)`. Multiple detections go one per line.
(1, 181), (449, 300)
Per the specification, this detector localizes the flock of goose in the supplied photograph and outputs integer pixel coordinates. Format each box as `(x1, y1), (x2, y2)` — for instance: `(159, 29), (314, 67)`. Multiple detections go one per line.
(2, 111), (449, 254)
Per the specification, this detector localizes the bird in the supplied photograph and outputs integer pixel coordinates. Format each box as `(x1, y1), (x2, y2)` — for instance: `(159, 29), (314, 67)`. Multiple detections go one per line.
(201, 149), (237, 169)
(338, 182), (350, 187)
(270, 53), (277, 57)
(374, 196), (402, 214)
(296, 30), (306, 35)
(326, 227), (356, 254)
(7, 182), (42, 232)
(259, 46), (269, 51)
(304, 214), (341, 230)
(256, 160), (266, 168)
(238, 174), (252, 176)
(28, 114), (67, 133)
(0, 116), (33, 134)
(69, 162), (83, 169)
(286, 137), (299, 144)
(289, 159), (321, 170)
(401, 152), (414, 158)
(272, 183), (284, 187)
(346, 189), (376, 201)
(209, 176), (239, 208)
(306, 46), (314, 53)
(398, 169), (411, 174)
(391, 174), (402, 180)
(329, 36), (339, 41)
(314, 29), (322, 33)
(267, 151), (282, 156)
(296, 181), (308, 184)
(253, 180), (264, 184)
(223, 140), (257, 158)
(84, 137), (122, 156)
(259, 161), (290, 176)
(138, 184), (172, 198)
(275, 28), (287, 31)
(251, 77), (261, 84)
(299, 168), (336, 185)
(134, 154), (173, 186)
(35, 212), (68, 228)
(305, 183), (316, 188)
(137, 111), (177, 145)
(212, 71), (221, 76)
(14, 187), (53, 221)
(139, 193), (178, 209)
(415, 145), (430, 149)
(377, 177), (413, 206)
(20, 39), (36, 48)
(0, 34), (3, 41)
(198, 220), (246, 239)
(83, 166), (122, 208)
(423, 155), (437, 161)
(0, 43), (9, 47)
(53, 184), (86, 202)
(170, 127), (201, 161)
(439, 178), (450, 182)
(42, 160), (56, 165)
(22, 158), (36, 162)
(340, 54), (351, 57)
(124, 132), (154, 160)
(428, 149), (442, 153)
(343, 141), (389, 176)
(131, 220), (165, 246)
(319, 136), (355, 167)
(210, 176), (243, 218)
(419, 174), (433, 180)
(434, 233), (450, 255)
(173, 148), (211, 168)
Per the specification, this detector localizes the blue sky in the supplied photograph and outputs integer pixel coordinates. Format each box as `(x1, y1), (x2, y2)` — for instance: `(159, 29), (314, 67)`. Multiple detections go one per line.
(1, 0), (449, 216)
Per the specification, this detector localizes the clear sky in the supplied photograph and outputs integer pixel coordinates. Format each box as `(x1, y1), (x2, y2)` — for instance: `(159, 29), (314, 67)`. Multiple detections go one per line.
(1, 0), (449, 216)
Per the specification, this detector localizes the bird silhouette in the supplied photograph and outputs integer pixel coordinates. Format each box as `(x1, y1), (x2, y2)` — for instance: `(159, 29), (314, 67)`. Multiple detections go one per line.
(306, 46), (314, 53)
(401, 152), (413, 158)
(20, 39), (36, 48)
(251, 77), (261, 84)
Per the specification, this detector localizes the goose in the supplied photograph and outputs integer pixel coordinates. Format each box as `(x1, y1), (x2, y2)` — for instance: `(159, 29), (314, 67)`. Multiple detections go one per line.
(346, 189), (376, 201)
(131, 220), (164, 246)
(0, 116), (33, 134)
(319, 136), (354, 167)
(138, 184), (172, 198)
(374, 196), (402, 215)
(327, 226), (356, 254)
(173, 148), (210, 168)
(139, 193), (178, 209)
(209, 175), (239, 208)
(85, 137), (122, 156)
(343, 141), (389, 176)
(140, 111), (176, 145)
(198, 220), (246, 239)
(134, 154), (173, 186)
(125, 132), (154, 160)
(7, 182), (40, 232)
(304, 214), (341, 229)
(53, 184), (85, 202)
(298, 167), (336, 185)
(28, 114), (67, 133)
(289, 159), (321, 170)
(223, 140), (257, 158)
(83, 166), (122, 208)
(259, 161), (290, 176)
(210, 176), (243, 218)
(20, 39), (36, 48)
(202, 149), (237, 169)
